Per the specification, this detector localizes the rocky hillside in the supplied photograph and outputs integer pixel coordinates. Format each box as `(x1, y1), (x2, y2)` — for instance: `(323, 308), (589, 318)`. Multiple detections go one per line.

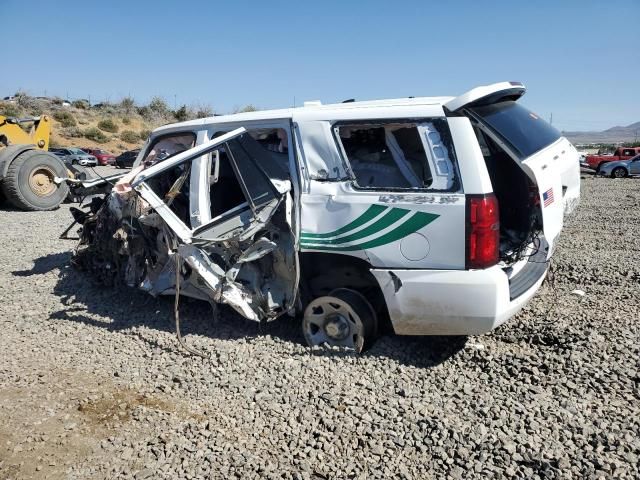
(0, 94), (216, 155)
(563, 121), (640, 145)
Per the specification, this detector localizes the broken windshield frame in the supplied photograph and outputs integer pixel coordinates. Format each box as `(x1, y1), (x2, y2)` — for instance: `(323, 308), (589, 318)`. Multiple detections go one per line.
(132, 127), (287, 243)
(132, 128), (247, 187)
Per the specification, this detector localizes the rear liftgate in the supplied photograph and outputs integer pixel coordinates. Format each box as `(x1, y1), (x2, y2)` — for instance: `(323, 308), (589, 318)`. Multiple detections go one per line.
(446, 81), (569, 258)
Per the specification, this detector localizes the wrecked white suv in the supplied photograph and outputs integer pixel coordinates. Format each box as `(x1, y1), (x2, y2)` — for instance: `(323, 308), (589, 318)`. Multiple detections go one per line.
(68, 82), (580, 352)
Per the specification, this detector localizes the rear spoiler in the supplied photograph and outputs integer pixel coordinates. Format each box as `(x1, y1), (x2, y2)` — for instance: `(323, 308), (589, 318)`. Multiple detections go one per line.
(445, 81), (526, 112)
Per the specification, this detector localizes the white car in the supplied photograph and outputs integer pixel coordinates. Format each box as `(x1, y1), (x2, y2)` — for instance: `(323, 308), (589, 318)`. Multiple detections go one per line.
(69, 82), (580, 352)
(51, 147), (98, 167)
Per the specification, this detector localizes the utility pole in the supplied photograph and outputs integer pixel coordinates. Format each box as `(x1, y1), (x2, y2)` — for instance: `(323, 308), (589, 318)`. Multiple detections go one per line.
(549, 113), (553, 125)
(174, 94), (177, 110)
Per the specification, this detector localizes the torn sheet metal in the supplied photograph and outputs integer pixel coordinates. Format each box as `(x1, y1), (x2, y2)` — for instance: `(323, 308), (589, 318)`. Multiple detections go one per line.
(69, 129), (298, 326)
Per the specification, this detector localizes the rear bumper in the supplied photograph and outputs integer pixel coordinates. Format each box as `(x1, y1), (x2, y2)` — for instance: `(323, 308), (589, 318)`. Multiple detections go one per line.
(372, 262), (547, 336)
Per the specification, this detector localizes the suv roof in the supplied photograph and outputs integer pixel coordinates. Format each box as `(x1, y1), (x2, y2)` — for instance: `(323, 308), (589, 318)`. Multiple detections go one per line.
(152, 82), (529, 139)
(152, 95), (456, 135)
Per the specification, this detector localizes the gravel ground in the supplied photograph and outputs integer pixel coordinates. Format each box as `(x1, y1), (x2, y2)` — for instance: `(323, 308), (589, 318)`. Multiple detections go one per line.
(0, 169), (638, 479)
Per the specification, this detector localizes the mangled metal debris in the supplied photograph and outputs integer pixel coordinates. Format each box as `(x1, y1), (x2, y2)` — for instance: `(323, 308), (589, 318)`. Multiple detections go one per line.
(69, 128), (298, 346)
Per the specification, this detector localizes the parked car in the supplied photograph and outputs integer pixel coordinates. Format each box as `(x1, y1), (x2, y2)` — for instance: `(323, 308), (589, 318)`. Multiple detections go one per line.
(50, 148), (98, 166)
(81, 148), (116, 166)
(114, 149), (140, 169)
(598, 153), (640, 178)
(68, 81), (580, 352)
(584, 146), (640, 172)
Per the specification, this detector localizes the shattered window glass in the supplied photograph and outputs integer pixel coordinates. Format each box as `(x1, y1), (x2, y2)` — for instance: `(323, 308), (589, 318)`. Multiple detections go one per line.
(248, 128), (288, 154)
(336, 122), (449, 190)
(225, 134), (280, 211)
(213, 128), (290, 182)
(141, 132), (196, 225)
(143, 132), (196, 167)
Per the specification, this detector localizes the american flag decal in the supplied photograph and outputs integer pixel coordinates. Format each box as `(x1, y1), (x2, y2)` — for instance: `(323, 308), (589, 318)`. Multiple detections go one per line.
(543, 188), (554, 207)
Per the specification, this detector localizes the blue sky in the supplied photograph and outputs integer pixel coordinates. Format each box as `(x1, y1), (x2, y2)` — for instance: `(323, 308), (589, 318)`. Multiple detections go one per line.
(2, 0), (638, 131)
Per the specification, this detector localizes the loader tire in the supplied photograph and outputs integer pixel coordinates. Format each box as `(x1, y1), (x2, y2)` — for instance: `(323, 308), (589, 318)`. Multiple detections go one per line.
(1, 149), (69, 211)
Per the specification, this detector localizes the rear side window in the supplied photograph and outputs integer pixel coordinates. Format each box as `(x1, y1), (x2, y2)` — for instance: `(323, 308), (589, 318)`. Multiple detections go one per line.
(469, 101), (560, 159)
(334, 119), (458, 191)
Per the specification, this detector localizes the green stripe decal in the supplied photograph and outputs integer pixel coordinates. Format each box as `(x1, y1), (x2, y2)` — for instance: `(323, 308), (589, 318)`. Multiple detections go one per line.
(300, 211), (439, 251)
(300, 204), (386, 239)
(301, 208), (410, 245)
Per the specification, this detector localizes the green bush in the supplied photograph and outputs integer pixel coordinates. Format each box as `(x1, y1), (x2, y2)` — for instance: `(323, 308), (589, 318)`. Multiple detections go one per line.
(72, 99), (90, 109)
(53, 110), (76, 128)
(120, 96), (135, 113)
(122, 116), (131, 125)
(239, 104), (258, 113)
(97, 118), (119, 133)
(120, 130), (139, 143)
(139, 129), (151, 141)
(137, 105), (151, 120)
(195, 105), (213, 118)
(149, 96), (169, 115)
(0, 102), (21, 117)
(83, 127), (109, 143)
(173, 105), (189, 122)
(62, 126), (83, 138)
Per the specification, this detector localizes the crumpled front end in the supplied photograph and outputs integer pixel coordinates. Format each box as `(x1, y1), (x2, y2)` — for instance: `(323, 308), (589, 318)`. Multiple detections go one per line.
(69, 128), (298, 323)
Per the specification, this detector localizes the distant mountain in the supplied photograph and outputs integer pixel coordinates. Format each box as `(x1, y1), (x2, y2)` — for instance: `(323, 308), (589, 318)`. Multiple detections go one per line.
(563, 121), (640, 145)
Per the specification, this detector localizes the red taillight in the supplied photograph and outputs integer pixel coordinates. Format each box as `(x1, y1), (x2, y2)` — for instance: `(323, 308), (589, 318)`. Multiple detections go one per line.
(466, 194), (500, 269)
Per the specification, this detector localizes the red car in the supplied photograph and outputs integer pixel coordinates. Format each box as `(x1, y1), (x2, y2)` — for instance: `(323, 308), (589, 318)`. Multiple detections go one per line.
(81, 148), (116, 166)
(584, 146), (640, 172)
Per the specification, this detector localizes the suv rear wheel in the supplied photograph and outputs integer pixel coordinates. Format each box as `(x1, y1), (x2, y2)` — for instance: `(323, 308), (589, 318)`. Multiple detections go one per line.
(302, 288), (378, 353)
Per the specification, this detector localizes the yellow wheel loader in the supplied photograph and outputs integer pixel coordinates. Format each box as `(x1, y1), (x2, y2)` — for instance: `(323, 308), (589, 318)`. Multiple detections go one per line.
(0, 114), (72, 210)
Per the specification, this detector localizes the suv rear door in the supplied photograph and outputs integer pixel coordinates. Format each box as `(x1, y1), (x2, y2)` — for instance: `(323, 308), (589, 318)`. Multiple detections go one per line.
(446, 82), (579, 257)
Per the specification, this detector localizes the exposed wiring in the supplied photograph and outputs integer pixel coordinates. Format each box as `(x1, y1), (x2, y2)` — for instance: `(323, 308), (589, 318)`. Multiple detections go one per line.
(89, 166), (118, 187)
(174, 253), (210, 359)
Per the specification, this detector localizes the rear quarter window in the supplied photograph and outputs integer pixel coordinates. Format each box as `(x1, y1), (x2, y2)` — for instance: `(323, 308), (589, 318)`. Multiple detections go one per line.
(469, 101), (561, 159)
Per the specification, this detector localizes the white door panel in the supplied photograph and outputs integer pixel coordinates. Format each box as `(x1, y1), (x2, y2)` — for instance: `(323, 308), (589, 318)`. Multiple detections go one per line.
(300, 183), (466, 269)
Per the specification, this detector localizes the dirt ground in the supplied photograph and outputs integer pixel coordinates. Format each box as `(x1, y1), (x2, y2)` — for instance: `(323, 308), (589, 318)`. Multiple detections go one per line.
(0, 170), (638, 479)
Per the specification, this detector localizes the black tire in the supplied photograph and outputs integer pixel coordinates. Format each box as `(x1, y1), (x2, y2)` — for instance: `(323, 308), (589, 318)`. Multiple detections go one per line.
(330, 288), (378, 351)
(595, 163), (604, 174)
(302, 288), (378, 352)
(1, 149), (69, 211)
(612, 167), (627, 178)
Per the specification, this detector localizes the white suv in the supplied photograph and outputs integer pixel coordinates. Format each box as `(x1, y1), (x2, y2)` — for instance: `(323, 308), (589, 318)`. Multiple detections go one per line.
(70, 82), (580, 352)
